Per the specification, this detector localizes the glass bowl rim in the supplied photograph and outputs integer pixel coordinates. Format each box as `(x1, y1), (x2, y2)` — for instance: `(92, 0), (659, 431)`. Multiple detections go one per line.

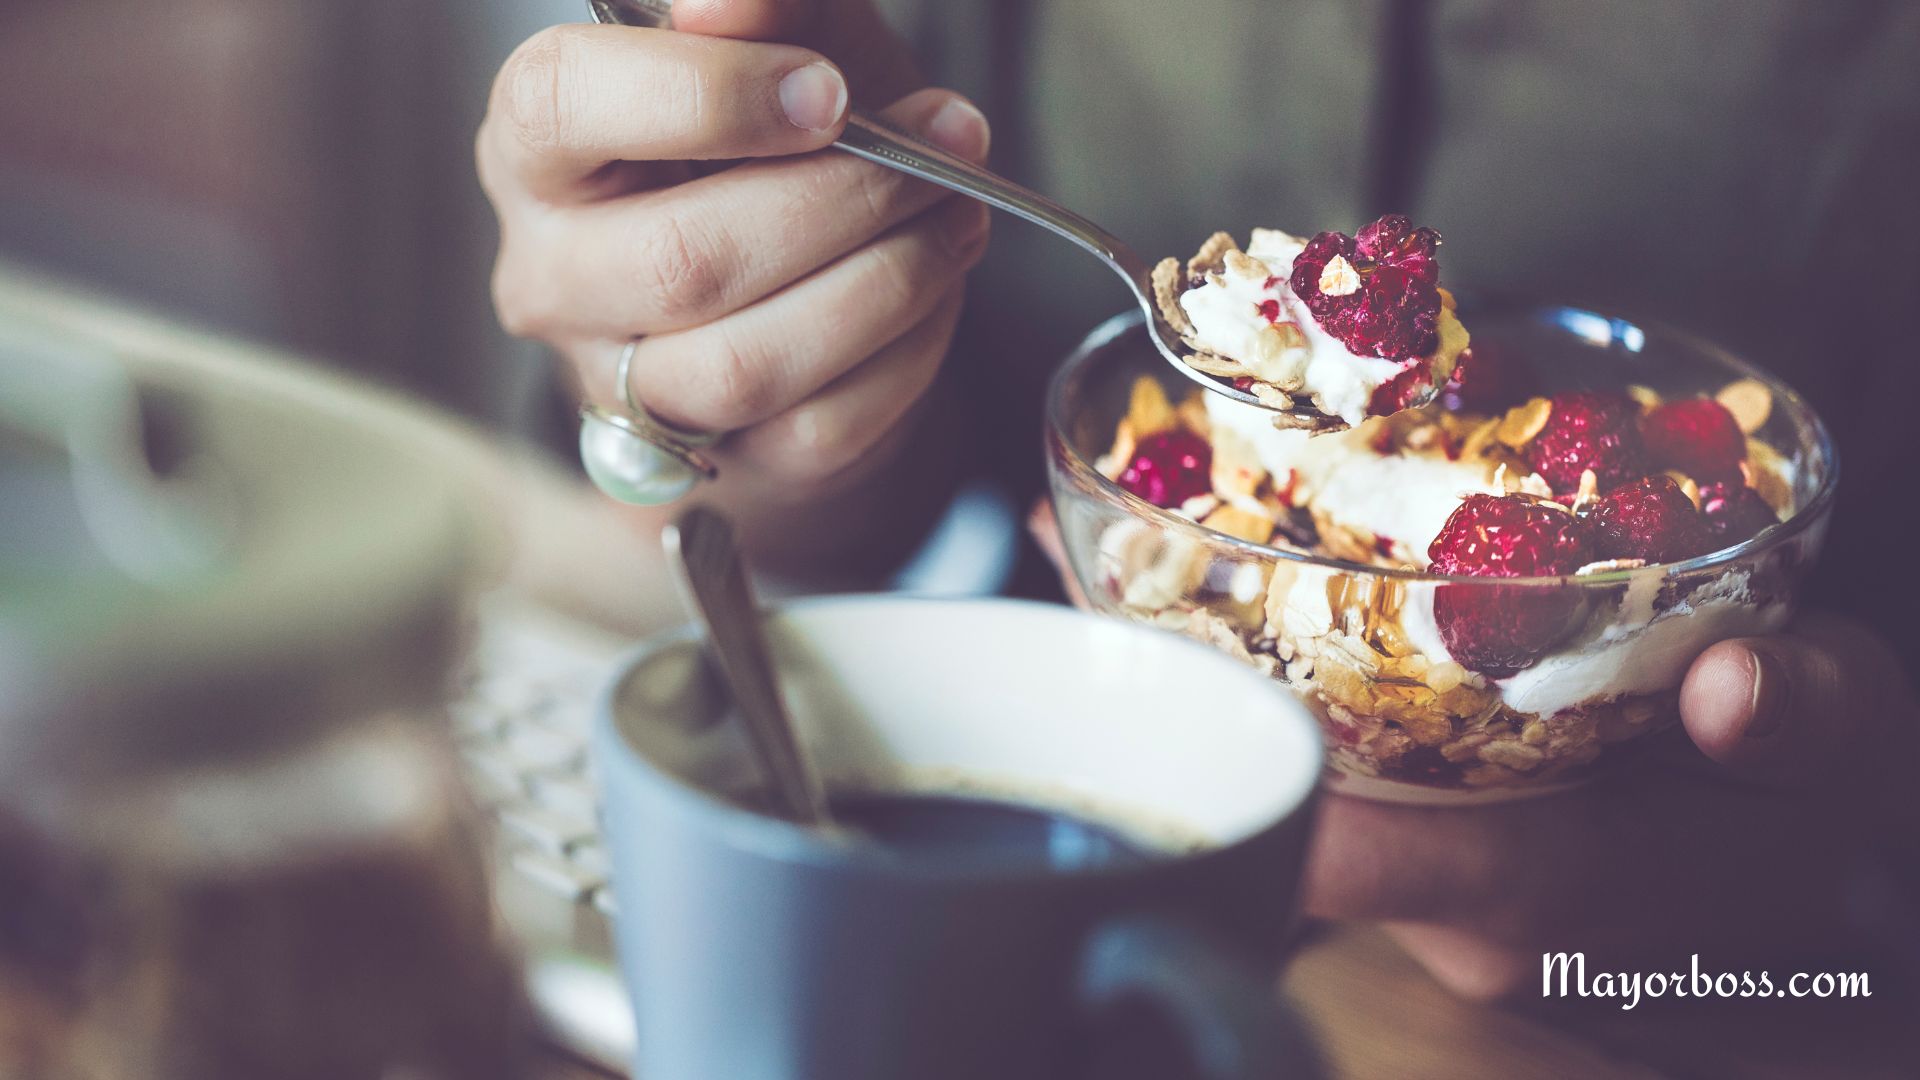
(1044, 304), (1840, 588)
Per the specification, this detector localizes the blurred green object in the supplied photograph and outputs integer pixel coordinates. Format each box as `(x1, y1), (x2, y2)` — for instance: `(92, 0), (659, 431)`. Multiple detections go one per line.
(0, 314), (474, 776)
(0, 295), (534, 1080)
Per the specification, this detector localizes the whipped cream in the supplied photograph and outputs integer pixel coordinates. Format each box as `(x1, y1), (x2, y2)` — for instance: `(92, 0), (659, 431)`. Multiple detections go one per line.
(1496, 571), (1787, 717)
(1179, 229), (1467, 427)
(1205, 394), (1505, 562)
(1403, 569), (1788, 718)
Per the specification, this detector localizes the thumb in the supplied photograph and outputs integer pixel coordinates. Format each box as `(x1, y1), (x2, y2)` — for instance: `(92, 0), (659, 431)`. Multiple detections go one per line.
(1679, 614), (1918, 790)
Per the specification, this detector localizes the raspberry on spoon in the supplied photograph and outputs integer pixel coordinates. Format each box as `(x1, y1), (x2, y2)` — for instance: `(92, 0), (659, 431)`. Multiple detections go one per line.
(1428, 494), (1595, 677)
(1366, 363), (1435, 417)
(1523, 391), (1648, 496)
(1290, 215), (1444, 362)
(1117, 430), (1213, 508)
(1586, 475), (1712, 563)
(1641, 398), (1747, 483)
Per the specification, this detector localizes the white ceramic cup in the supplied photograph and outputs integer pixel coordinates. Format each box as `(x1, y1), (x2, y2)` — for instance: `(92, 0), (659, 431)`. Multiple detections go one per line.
(596, 597), (1327, 1080)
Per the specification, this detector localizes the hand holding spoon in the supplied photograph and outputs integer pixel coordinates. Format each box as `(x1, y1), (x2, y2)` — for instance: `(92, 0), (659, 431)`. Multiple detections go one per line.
(586, 0), (1335, 423)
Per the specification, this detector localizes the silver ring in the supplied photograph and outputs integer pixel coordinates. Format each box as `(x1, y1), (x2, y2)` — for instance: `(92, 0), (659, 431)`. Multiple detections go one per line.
(614, 340), (721, 450)
(578, 341), (718, 505)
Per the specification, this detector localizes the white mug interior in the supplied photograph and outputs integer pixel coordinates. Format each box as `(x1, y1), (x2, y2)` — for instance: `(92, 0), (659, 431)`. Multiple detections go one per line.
(610, 597), (1323, 854)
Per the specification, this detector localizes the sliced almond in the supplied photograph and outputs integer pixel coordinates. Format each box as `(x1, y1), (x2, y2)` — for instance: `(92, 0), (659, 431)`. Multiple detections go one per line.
(1458, 416), (1504, 460)
(1493, 397), (1553, 448)
(1626, 384), (1663, 410)
(1183, 351), (1251, 378)
(1318, 255), (1361, 297)
(1175, 392), (1212, 438)
(1223, 249), (1270, 283)
(1493, 461), (1516, 492)
(1576, 558), (1649, 575)
(1744, 439), (1794, 512)
(1571, 468), (1599, 511)
(1201, 503), (1276, 545)
(1187, 232), (1239, 278)
(1263, 561), (1301, 631)
(1244, 324), (1308, 387)
(1125, 375), (1178, 437)
(1209, 428), (1265, 498)
(1514, 469), (1555, 499)
(1663, 469), (1701, 509)
(1099, 418), (1137, 480)
(1716, 378), (1774, 434)
(1176, 493), (1220, 521)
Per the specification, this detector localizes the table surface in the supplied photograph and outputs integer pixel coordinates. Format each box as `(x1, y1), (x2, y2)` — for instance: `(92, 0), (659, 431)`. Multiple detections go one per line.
(538, 921), (1915, 1080)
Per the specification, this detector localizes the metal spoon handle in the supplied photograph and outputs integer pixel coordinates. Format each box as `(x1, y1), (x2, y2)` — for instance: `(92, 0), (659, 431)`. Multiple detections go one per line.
(584, 0), (1298, 417)
(837, 113), (1150, 284)
(664, 507), (830, 826)
(586, 0), (1148, 286)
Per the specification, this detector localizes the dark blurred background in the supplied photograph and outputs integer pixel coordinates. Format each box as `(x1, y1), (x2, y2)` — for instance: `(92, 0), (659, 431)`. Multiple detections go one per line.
(0, 0), (557, 431)
(4, 0), (1918, 656)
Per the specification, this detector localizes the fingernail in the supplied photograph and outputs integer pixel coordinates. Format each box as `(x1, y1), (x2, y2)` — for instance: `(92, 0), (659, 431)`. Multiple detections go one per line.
(1744, 645), (1787, 738)
(925, 97), (990, 160)
(780, 62), (847, 132)
(940, 201), (990, 256)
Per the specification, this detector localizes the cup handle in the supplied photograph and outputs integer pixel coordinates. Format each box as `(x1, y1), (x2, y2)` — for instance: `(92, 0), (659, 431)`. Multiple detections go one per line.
(1077, 916), (1321, 1080)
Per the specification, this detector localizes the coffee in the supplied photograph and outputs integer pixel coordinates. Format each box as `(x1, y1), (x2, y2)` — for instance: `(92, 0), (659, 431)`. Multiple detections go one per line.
(828, 792), (1152, 871)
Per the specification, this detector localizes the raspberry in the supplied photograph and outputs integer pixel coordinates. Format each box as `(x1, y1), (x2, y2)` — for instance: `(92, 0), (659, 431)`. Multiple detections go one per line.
(1290, 215), (1444, 362)
(1586, 475), (1712, 563)
(1698, 481), (1778, 547)
(1332, 266), (1442, 359)
(1117, 430), (1212, 508)
(1641, 398), (1746, 482)
(1440, 342), (1538, 414)
(1355, 214), (1441, 283)
(1289, 232), (1357, 320)
(1523, 391), (1648, 496)
(1428, 494), (1595, 677)
(1366, 362), (1434, 417)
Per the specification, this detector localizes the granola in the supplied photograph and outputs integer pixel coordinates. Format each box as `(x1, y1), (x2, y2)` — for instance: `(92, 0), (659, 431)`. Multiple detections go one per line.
(1078, 368), (1811, 802)
(1152, 217), (1471, 431)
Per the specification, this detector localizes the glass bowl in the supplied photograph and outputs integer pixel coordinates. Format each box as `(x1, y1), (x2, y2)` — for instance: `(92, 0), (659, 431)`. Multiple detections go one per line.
(1045, 305), (1836, 804)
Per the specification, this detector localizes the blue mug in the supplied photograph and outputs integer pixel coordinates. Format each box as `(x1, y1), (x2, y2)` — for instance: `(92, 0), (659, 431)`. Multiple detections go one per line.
(595, 597), (1326, 1080)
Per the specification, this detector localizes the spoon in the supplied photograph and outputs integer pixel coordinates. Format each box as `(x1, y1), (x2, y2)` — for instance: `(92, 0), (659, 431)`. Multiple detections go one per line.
(664, 505), (832, 827)
(586, 0), (1327, 421)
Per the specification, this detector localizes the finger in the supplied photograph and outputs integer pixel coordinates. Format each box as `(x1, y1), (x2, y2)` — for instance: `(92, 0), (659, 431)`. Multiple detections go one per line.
(671, 0), (820, 39)
(500, 89), (990, 338)
(622, 195), (989, 432)
(1381, 924), (1534, 1003)
(722, 286), (964, 486)
(485, 25), (848, 202)
(1026, 500), (1093, 611)
(1680, 614), (1919, 788)
(1300, 793), (1513, 924)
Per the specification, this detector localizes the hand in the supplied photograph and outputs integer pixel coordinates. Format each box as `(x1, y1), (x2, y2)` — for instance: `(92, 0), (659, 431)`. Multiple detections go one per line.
(1308, 613), (1918, 1001)
(478, 1), (990, 572)
(1029, 501), (1919, 1000)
